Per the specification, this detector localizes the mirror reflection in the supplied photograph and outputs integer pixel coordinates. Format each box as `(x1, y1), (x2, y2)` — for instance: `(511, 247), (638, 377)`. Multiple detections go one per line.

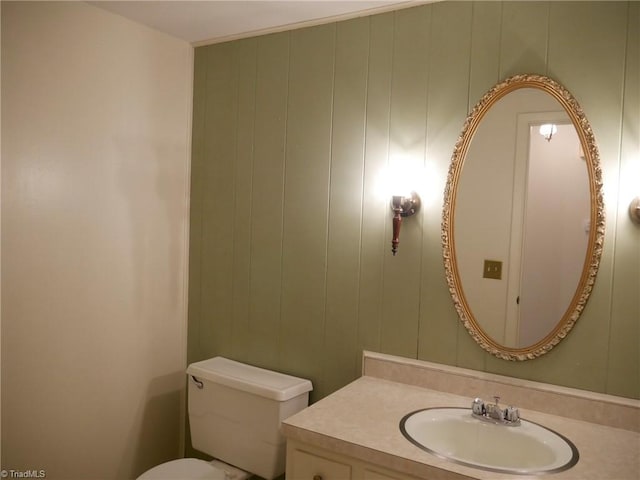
(456, 88), (590, 347)
(443, 74), (604, 360)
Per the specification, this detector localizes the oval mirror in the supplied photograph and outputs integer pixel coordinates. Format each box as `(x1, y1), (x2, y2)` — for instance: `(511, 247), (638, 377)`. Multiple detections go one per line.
(442, 74), (605, 361)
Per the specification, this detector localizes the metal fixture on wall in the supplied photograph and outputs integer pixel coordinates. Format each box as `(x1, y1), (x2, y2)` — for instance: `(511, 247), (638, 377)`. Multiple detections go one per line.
(630, 197), (640, 224)
(390, 192), (421, 255)
(539, 123), (558, 142)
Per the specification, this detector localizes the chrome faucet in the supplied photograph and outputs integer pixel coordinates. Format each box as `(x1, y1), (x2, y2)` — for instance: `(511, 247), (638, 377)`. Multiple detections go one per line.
(471, 396), (520, 426)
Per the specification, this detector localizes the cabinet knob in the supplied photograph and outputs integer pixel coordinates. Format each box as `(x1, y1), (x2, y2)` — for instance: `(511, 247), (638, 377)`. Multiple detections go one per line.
(313, 475), (323, 480)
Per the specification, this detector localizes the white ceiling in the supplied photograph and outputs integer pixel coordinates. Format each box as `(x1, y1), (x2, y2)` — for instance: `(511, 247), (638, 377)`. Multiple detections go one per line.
(91, 1), (425, 45)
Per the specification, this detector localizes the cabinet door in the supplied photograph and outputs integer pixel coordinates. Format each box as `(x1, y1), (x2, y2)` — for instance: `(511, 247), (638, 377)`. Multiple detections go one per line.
(288, 448), (352, 480)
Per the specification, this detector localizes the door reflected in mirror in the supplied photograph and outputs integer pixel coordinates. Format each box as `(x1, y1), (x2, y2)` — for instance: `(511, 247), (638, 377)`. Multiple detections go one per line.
(443, 75), (604, 360)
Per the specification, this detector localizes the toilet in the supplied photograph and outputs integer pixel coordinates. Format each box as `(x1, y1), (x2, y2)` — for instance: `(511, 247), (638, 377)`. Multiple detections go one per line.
(138, 357), (313, 480)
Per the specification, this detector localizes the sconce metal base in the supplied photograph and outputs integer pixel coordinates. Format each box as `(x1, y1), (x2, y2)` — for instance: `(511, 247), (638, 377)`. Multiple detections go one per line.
(630, 197), (640, 225)
(391, 192), (421, 218)
(390, 192), (421, 256)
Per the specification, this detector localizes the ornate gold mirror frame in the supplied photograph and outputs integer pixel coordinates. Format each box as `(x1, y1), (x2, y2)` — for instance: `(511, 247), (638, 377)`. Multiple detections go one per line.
(442, 74), (605, 361)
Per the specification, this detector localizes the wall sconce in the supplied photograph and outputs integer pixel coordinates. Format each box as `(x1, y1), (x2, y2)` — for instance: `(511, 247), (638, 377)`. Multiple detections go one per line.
(390, 192), (421, 255)
(630, 197), (640, 224)
(539, 123), (558, 142)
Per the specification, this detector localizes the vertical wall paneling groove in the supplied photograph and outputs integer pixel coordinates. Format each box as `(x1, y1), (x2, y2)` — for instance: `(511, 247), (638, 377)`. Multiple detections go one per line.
(607, 1), (640, 398)
(189, 2), (639, 403)
(323, 17), (370, 394)
(187, 48), (208, 362)
(357, 12), (395, 369)
(379, 7), (430, 358)
(248, 32), (290, 369)
(419, 1), (477, 368)
(487, 1), (628, 385)
(467, 2), (502, 109)
(231, 39), (258, 361)
(279, 24), (336, 399)
(199, 43), (238, 359)
(457, 2), (502, 373)
(518, 1), (630, 391)
(484, 3), (553, 380)
(499, 2), (549, 78)
(456, 1), (503, 372)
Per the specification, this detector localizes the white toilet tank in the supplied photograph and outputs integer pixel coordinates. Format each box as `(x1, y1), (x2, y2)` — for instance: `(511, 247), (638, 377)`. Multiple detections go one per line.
(186, 357), (312, 480)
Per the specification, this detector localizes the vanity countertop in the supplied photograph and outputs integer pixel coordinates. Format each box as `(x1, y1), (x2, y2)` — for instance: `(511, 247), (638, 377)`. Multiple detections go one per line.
(282, 354), (640, 480)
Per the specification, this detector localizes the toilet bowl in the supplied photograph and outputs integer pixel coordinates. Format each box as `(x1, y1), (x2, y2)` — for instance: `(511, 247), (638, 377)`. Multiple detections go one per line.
(137, 357), (312, 480)
(138, 459), (249, 480)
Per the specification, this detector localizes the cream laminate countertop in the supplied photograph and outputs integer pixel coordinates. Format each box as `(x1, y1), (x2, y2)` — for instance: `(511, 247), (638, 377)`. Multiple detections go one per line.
(282, 375), (640, 480)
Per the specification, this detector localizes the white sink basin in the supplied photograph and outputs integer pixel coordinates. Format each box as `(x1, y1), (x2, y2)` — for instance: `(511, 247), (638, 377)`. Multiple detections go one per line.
(400, 408), (578, 475)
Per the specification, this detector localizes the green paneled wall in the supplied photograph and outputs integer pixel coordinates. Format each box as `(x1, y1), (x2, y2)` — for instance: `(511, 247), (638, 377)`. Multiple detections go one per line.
(188, 1), (639, 402)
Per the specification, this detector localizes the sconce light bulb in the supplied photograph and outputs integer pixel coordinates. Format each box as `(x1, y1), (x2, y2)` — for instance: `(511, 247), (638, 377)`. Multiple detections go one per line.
(539, 123), (557, 142)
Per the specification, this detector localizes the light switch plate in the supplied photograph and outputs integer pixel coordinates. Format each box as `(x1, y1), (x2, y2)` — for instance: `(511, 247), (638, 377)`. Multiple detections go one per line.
(483, 260), (502, 280)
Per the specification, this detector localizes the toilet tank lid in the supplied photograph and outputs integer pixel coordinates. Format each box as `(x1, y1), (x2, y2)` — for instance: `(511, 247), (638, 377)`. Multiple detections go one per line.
(187, 357), (313, 401)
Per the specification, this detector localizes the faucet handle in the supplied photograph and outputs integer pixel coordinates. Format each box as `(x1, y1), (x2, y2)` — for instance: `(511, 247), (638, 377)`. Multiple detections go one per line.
(472, 398), (485, 415)
(506, 406), (520, 423)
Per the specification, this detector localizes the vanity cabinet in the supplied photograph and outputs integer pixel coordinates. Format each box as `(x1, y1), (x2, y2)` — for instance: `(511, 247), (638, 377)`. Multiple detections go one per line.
(286, 440), (422, 480)
(282, 353), (640, 480)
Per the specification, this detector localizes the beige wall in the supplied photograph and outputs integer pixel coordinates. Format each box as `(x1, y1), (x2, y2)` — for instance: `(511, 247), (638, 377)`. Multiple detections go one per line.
(188, 1), (639, 403)
(1, 2), (192, 479)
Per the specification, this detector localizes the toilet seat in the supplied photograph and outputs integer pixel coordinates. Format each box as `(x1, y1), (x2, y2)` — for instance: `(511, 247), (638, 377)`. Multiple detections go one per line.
(137, 458), (226, 480)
